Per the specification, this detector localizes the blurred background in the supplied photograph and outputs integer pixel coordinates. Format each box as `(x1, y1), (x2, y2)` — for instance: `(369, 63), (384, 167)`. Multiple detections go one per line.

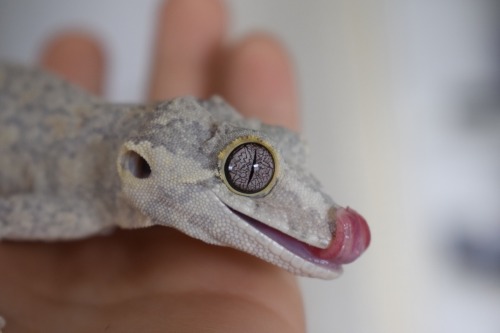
(1, 1), (499, 332)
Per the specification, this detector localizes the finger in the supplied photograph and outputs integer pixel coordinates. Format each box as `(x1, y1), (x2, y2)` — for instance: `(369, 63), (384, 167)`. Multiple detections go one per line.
(148, 0), (226, 100)
(40, 32), (105, 95)
(221, 34), (300, 131)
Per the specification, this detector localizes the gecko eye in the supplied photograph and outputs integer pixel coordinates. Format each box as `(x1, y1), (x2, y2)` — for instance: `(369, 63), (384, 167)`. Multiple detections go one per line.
(219, 137), (279, 196)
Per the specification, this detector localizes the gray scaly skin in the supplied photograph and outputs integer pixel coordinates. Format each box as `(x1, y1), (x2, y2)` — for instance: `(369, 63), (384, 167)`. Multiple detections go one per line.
(0, 63), (370, 281)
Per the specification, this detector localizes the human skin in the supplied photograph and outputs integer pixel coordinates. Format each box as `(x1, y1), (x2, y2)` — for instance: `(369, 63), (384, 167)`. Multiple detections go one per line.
(0, 0), (305, 332)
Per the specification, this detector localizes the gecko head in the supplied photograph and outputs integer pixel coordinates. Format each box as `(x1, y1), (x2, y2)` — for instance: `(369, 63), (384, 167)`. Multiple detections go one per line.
(212, 132), (370, 279)
(116, 96), (370, 279)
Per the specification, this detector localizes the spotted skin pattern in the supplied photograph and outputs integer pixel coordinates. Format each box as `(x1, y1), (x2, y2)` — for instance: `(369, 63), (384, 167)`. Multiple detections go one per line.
(0, 63), (346, 278)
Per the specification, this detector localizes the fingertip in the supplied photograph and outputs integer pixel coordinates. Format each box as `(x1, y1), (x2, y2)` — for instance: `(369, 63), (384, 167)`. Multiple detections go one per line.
(40, 31), (105, 95)
(149, 0), (227, 100)
(159, 0), (227, 33)
(222, 34), (300, 131)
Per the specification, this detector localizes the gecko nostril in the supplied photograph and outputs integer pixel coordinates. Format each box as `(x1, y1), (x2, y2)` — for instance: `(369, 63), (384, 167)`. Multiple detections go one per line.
(122, 150), (151, 179)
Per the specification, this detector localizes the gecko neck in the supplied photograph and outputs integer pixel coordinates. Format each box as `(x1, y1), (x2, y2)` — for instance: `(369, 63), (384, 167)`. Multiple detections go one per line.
(102, 102), (156, 141)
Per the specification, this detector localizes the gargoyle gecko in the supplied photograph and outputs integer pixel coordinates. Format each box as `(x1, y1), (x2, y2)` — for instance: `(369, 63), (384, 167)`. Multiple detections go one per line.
(0, 63), (370, 279)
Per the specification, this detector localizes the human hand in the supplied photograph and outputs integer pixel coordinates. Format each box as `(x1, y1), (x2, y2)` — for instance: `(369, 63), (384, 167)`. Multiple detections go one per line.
(0, 0), (304, 332)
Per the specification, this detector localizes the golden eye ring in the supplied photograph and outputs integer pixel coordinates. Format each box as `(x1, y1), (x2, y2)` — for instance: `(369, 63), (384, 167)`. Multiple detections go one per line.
(218, 136), (279, 197)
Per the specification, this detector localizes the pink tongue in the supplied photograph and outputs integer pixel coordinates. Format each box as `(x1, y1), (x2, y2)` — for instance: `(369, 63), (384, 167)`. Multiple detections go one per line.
(313, 207), (371, 264)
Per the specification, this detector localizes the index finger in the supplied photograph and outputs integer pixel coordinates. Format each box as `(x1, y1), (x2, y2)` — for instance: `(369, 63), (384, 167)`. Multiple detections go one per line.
(148, 0), (226, 100)
(220, 35), (301, 131)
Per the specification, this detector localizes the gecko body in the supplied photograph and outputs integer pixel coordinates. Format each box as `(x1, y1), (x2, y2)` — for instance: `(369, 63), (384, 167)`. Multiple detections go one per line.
(0, 63), (370, 281)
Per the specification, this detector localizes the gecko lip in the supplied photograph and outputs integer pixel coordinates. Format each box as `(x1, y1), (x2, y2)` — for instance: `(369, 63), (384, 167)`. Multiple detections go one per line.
(229, 206), (370, 270)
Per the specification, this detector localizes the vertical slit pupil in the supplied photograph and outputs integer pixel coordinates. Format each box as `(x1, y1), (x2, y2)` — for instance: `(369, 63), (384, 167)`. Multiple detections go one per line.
(247, 150), (257, 186)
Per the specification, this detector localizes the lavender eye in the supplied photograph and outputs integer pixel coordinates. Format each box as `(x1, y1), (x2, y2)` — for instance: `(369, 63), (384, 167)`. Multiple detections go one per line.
(224, 142), (275, 194)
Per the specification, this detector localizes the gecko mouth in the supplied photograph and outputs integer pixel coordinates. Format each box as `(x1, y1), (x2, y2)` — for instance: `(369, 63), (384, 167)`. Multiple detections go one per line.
(228, 206), (371, 270)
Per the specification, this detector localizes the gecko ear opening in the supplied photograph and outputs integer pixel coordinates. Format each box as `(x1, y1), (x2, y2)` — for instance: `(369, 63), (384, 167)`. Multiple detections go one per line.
(121, 150), (151, 179)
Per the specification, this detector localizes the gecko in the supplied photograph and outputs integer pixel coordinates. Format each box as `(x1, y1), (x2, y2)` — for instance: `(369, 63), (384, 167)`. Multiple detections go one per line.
(0, 63), (370, 279)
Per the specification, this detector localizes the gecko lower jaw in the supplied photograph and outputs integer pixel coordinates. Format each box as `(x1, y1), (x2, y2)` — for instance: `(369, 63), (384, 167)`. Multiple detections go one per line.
(229, 206), (371, 271)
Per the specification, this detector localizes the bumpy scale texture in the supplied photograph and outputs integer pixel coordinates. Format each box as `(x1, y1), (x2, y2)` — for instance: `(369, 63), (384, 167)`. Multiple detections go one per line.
(0, 63), (371, 293)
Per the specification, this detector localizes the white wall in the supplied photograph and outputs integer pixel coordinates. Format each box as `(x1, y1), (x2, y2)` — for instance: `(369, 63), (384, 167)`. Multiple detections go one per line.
(1, 1), (499, 332)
